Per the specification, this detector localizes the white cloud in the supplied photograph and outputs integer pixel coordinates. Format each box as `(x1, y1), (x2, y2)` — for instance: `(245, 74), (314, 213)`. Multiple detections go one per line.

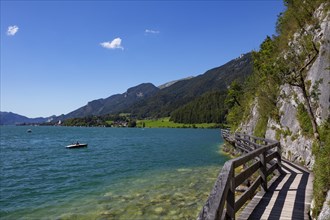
(100, 38), (124, 50)
(7, 25), (19, 36)
(145, 29), (160, 34)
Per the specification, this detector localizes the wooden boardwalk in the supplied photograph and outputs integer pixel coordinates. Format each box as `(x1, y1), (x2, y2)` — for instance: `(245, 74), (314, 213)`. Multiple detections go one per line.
(197, 130), (314, 220)
(238, 160), (314, 220)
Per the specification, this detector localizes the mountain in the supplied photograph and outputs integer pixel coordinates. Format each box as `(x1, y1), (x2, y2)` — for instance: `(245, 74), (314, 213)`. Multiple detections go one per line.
(128, 53), (252, 118)
(63, 83), (160, 119)
(0, 112), (53, 125)
(170, 91), (228, 124)
(60, 53), (252, 120)
(158, 76), (194, 89)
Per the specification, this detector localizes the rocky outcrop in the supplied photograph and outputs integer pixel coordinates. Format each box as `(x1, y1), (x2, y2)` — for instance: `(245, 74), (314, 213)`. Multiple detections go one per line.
(239, 99), (259, 134)
(238, 5), (330, 169)
(265, 84), (316, 168)
(308, 4), (330, 125)
(234, 4), (329, 220)
(271, 5), (329, 168)
(318, 190), (330, 220)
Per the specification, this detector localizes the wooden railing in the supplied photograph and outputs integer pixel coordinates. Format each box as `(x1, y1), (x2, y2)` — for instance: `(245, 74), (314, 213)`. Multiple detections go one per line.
(221, 129), (231, 140)
(197, 130), (282, 220)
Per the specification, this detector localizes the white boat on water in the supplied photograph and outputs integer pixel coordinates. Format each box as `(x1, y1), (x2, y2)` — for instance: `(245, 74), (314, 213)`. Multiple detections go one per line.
(66, 143), (88, 149)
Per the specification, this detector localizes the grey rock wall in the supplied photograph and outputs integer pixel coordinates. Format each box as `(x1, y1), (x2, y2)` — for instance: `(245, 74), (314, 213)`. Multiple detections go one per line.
(239, 5), (330, 170)
(239, 98), (259, 134)
(318, 190), (330, 220)
(265, 84), (315, 168)
(307, 8), (330, 125)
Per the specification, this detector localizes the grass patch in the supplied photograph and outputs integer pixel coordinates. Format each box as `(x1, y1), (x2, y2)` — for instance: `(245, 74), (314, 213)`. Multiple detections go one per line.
(312, 120), (330, 218)
(254, 115), (268, 138)
(105, 120), (114, 125)
(297, 103), (313, 137)
(275, 127), (292, 141)
(136, 117), (220, 129)
(291, 134), (299, 141)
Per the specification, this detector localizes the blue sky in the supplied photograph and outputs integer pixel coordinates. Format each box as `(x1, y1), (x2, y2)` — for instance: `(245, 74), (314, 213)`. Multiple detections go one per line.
(1, 1), (285, 118)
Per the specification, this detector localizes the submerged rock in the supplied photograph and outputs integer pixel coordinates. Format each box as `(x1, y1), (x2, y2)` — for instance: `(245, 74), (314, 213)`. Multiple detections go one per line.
(177, 168), (192, 172)
(154, 207), (164, 214)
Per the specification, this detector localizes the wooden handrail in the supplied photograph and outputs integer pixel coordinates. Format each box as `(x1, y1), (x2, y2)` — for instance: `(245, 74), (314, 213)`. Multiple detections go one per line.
(197, 130), (282, 220)
(235, 132), (277, 145)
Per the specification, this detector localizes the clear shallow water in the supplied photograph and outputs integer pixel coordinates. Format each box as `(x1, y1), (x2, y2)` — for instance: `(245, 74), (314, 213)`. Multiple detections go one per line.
(0, 126), (228, 219)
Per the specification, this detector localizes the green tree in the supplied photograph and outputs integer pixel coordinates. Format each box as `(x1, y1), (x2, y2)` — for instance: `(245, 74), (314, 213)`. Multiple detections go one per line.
(275, 32), (320, 140)
(128, 120), (137, 127)
(225, 80), (242, 107)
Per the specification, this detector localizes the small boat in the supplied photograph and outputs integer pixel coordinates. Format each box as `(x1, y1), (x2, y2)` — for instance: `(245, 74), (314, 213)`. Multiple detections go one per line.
(66, 143), (88, 149)
(27, 129), (32, 133)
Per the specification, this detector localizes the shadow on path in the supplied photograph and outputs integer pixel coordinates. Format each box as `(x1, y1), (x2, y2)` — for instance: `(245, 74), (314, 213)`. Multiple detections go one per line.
(246, 161), (310, 220)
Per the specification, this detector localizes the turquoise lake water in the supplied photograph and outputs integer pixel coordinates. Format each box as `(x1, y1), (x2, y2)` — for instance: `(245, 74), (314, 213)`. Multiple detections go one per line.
(0, 126), (228, 219)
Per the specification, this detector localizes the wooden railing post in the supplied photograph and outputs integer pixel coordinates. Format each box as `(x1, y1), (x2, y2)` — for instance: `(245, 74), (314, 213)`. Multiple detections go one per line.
(226, 165), (235, 219)
(259, 151), (268, 192)
(198, 133), (281, 220)
(277, 143), (284, 174)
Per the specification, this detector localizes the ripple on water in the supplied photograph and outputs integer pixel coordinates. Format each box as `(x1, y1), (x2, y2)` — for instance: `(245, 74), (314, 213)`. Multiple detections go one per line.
(3, 166), (221, 219)
(1, 127), (227, 219)
(88, 165), (221, 220)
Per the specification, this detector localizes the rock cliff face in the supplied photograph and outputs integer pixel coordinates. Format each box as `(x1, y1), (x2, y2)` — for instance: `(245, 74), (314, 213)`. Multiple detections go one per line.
(239, 5), (330, 169)
(239, 99), (259, 134)
(318, 191), (330, 220)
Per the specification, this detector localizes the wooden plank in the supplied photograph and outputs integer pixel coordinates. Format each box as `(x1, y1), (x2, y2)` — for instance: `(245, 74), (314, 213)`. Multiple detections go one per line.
(277, 144), (283, 174)
(226, 165), (235, 219)
(237, 174), (281, 220)
(235, 132), (277, 144)
(232, 143), (278, 168)
(266, 162), (279, 176)
(235, 136), (260, 149)
(198, 131), (282, 220)
(235, 160), (261, 187)
(238, 161), (314, 220)
(197, 161), (233, 220)
(259, 151), (267, 192)
(235, 176), (262, 212)
(234, 143), (251, 153)
(235, 142), (253, 153)
(265, 151), (279, 163)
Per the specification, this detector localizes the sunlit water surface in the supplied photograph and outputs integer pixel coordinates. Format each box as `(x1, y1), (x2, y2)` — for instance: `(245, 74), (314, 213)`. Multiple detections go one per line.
(0, 126), (228, 219)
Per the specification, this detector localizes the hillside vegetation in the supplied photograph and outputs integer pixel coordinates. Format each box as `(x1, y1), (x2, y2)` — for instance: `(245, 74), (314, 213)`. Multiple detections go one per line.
(170, 91), (227, 124)
(128, 53), (252, 119)
(55, 53), (252, 124)
(225, 0), (329, 217)
(63, 83), (160, 119)
(136, 117), (221, 129)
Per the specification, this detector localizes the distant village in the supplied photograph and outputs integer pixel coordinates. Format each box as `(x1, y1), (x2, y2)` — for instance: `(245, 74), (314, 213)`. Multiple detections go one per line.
(17, 116), (137, 128)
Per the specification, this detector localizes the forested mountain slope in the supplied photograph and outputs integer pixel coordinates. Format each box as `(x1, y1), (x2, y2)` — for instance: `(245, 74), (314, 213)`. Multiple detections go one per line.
(128, 53), (252, 118)
(61, 53), (252, 121)
(63, 83), (160, 119)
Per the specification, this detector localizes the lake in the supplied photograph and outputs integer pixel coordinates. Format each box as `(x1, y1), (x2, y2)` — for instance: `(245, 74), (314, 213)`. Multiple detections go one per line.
(0, 126), (228, 219)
